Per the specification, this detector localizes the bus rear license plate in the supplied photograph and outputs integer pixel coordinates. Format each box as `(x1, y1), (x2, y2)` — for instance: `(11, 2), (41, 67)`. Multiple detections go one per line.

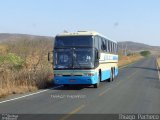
(69, 80), (76, 82)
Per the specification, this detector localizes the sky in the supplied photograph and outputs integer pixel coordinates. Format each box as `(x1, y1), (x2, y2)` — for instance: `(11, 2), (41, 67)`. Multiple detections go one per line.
(0, 0), (160, 46)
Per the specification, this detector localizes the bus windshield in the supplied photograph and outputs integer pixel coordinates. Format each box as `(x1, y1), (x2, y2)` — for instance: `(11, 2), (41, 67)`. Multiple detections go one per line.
(54, 48), (94, 69)
(73, 48), (94, 69)
(54, 49), (72, 69)
(55, 36), (93, 47)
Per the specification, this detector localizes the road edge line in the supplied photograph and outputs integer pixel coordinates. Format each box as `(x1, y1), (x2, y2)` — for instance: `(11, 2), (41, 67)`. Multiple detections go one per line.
(0, 85), (63, 104)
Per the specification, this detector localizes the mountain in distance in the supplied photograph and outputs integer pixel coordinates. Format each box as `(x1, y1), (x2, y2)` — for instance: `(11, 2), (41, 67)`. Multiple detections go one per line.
(0, 33), (53, 42)
(118, 41), (160, 53)
(0, 33), (159, 54)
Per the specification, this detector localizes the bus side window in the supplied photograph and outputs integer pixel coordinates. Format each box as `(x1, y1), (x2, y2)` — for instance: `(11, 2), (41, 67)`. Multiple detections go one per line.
(108, 41), (110, 53)
(113, 43), (115, 54)
(114, 43), (116, 53)
(115, 43), (117, 54)
(112, 42), (114, 54)
(98, 37), (102, 51)
(111, 42), (113, 53)
(94, 36), (99, 50)
(106, 39), (109, 52)
(116, 44), (118, 54)
(101, 38), (106, 51)
(114, 43), (116, 54)
(104, 38), (106, 51)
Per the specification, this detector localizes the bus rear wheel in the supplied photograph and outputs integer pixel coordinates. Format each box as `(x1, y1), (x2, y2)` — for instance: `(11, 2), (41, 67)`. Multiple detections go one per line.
(93, 83), (99, 88)
(109, 69), (114, 82)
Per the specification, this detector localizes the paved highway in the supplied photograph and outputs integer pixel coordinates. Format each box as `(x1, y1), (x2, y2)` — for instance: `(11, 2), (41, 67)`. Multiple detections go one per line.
(0, 56), (160, 119)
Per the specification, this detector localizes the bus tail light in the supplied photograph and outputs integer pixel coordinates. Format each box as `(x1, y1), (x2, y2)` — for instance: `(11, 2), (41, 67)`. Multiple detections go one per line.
(88, 73), (95, 76)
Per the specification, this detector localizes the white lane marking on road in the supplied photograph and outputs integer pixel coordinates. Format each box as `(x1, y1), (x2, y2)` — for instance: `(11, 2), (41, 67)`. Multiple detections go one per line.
(0, 85), (63, 104)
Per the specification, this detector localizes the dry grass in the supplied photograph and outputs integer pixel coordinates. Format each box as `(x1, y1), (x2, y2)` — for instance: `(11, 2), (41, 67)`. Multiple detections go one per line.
(0, 68), (51, 98)
(118, 54), (143, 67)
(0, 44), (8, 54)
(0, 39), (53, 98)
(157, 57), (160, 68)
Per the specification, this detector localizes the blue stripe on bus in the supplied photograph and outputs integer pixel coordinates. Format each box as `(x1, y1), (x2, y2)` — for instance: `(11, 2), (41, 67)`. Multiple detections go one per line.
(54, 75), (98, 85)
(113, 56), (118, 60)
(53, 68), (118, 85)
(101, 70), (111, 81)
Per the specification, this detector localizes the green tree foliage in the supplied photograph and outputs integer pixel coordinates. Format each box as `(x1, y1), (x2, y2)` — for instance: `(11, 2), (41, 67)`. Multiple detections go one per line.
(0, 53), (24, 69)
(140, 51), (151, 57)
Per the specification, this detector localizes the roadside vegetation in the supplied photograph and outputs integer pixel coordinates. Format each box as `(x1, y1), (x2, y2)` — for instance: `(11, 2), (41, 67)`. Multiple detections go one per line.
(157, 57), (160, 68)
(118, 51), (144, 67)
(0, 38), (53, 98)
(140, 50), (151, 57)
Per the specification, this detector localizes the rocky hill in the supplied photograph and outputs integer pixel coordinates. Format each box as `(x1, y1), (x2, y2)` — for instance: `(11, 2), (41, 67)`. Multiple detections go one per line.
(0, 33), (53, 43)
(118, 41), (160, 53)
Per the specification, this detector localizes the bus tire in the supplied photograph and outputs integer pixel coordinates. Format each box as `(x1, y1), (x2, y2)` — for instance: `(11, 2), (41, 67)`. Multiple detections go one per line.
(93, 83), (99, 88)
(112, 68), (115, 81)
(109, 69), (113, 82)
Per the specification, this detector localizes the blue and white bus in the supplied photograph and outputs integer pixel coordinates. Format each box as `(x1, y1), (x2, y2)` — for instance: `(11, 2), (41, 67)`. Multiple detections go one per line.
(49, 31), (118, 88)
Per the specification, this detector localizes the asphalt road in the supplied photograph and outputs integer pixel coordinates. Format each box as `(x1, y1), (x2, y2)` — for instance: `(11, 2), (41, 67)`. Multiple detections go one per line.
(0, 56), (160, 119)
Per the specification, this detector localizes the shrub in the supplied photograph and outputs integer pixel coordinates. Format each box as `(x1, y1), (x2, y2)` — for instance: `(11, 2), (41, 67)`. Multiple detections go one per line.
(140, 51), (151, 57)
(0, 53), (24, 69)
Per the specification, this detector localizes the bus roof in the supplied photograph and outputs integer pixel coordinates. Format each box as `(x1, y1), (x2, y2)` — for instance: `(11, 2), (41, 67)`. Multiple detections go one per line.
(57, 31), (99, 36)
(56, 31), (117, 43)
